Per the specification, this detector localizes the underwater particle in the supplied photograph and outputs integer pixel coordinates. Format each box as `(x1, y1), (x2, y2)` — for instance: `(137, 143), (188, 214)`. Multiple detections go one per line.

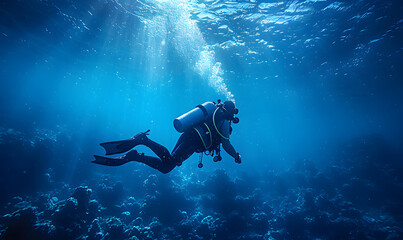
(368, 38), (382, 44)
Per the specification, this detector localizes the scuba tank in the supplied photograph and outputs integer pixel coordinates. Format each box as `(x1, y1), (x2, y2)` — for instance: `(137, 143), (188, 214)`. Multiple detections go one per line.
(174, 102), (217, 133)
(174, 100), (239, 169)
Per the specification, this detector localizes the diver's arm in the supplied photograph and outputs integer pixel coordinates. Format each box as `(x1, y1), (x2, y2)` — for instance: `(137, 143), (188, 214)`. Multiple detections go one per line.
(219, 120), (241, 163)
(222, 139), (241, 163)
(222, 139), (238, 158)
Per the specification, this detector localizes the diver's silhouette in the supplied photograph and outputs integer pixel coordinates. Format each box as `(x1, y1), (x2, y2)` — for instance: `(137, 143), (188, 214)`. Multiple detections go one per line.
(92, 100), (241, 173)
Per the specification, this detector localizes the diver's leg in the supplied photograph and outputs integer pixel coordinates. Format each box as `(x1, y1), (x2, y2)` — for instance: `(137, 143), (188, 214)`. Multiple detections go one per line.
(125, 131), (199, 173)
(142, 131), (195, 163)
(134, 135), (194, 171)
(102, 130), (189, 163)
(127, 152), (176, 174)
(101, 130), (150, 155)
(142, 137), (171, 162)
(170, 143), (195, 166)
(170, 131), (201, 165)
(93, 152), (175, 173)
(170, 133), (188, 156)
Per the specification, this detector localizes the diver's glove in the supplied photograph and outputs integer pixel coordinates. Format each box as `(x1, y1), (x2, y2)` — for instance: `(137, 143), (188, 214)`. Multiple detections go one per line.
(235, 153), (241, 164)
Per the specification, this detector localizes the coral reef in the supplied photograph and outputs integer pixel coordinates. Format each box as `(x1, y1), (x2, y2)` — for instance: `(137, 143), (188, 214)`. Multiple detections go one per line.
(0, 134), (402, 239)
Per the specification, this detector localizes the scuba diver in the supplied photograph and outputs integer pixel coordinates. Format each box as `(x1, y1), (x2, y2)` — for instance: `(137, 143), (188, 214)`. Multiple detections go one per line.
(92, 100), (241, 174)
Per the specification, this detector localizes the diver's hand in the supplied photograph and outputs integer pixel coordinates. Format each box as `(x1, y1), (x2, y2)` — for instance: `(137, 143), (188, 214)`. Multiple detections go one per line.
(235, 153), (241, 164)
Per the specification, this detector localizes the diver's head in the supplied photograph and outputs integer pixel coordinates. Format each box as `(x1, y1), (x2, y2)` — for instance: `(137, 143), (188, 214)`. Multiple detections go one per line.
(222, 100), (239, 123)
(223, 100), (237, 115)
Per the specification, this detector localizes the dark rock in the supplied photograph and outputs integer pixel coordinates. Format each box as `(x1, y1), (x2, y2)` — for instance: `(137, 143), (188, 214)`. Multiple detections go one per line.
(72, 186), (92, 213)
(2, 207), (38, 239)
(104, 217), (127, 240)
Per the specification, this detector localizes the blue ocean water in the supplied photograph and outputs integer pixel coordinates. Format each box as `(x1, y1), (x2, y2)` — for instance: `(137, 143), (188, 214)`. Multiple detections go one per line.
(0, 0), (402, 239)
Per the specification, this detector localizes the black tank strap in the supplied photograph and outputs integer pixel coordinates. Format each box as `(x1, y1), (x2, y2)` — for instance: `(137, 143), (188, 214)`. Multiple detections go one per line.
(196, 104), (209, 117)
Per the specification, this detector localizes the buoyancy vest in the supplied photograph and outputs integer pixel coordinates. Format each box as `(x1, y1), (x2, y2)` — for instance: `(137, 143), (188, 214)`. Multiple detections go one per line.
(193, 108), (230, 151)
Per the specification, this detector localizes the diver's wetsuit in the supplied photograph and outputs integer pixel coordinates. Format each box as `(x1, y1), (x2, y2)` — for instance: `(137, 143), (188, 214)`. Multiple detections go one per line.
(124, 112), (234, 174)
(93, 102), (239, 173)
(130, 129), (204, 173)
